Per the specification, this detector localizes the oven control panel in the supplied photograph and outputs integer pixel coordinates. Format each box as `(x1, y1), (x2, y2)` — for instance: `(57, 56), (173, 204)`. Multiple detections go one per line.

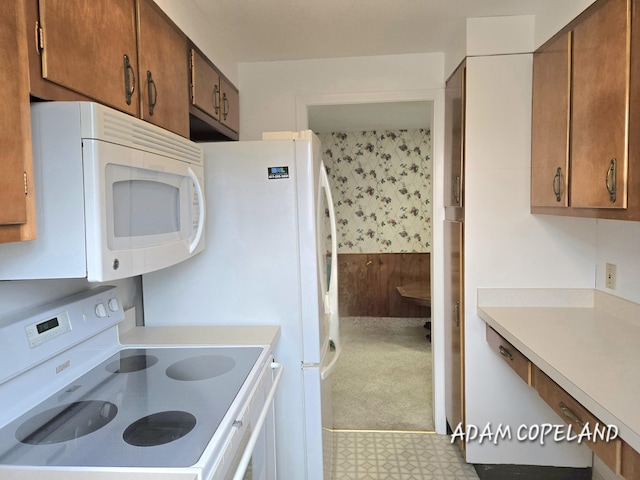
(25, 311), (72, 349)
(0, 286), (124, 384)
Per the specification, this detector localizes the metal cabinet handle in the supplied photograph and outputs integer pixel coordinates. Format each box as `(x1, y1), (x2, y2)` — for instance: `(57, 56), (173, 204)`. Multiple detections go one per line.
(499, 345), (514, 361)
(454, 175), (461, 205)
(123, 54), (136, 105)
(223, 93), (229, 120)
(559, 402), (585, 428)
(606, 158), (617, 203)
(147, 71), (157, 116)
(553, 167), (562, 202)
(454, 300), (460, 328)
(213, 84), (220, 115)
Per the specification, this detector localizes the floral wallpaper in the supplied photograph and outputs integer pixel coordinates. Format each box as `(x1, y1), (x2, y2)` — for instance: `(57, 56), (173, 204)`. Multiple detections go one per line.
(318, 129), (432, 254)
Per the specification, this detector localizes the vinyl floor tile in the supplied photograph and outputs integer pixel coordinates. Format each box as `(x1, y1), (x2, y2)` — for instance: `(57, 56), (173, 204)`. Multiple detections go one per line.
(334, 431), (479, 480)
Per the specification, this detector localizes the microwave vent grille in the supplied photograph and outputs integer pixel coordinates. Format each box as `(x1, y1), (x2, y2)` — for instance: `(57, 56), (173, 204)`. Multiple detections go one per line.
(92, 107), (203, 166)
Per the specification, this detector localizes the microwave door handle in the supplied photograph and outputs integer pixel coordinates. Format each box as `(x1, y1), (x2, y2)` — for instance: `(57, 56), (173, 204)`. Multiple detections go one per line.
(188, 167), (206, 254)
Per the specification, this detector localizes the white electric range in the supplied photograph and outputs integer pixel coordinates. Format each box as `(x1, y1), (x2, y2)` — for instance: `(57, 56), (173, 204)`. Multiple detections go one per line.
(0, 286), (282, 480)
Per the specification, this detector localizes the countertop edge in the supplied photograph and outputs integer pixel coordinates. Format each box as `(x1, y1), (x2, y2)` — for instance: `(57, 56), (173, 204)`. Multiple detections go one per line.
(477, 301), (640, 453)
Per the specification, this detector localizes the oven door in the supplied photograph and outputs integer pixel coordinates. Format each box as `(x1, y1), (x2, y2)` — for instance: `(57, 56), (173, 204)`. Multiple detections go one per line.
(82, 139), (205, 282)
(220, 362), (283, 480)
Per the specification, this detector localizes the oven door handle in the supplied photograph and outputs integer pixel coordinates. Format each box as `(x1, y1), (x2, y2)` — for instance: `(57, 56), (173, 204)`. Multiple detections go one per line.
(232, 362), (284, 480)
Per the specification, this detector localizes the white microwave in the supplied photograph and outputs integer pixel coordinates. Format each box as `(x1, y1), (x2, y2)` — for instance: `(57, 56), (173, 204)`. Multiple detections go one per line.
(0, 102), (205, 282)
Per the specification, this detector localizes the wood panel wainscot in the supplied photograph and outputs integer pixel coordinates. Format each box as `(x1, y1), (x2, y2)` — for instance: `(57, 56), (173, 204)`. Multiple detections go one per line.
(337, 253), (430, 318)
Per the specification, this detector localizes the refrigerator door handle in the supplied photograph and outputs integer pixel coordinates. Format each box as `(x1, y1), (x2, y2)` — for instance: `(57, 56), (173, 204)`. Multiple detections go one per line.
(320, 343), (342, 380)
(319, 162), (341, 353)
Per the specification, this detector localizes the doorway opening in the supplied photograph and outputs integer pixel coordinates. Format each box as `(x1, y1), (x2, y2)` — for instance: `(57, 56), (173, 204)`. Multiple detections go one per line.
(309, 101), (434, 432)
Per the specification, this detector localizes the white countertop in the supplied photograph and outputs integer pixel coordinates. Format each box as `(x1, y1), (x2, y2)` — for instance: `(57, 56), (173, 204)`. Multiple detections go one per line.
(477, 288), (640, 453)
(118, 308), (281, 350)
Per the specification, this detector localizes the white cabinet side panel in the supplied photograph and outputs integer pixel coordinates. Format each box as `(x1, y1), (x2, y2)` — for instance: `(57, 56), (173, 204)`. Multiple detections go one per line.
(463, 54), (596, 466)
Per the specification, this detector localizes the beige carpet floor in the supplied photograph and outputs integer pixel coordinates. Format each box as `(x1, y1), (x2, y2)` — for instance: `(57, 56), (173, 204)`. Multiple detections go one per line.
(330, 316), (434, 431)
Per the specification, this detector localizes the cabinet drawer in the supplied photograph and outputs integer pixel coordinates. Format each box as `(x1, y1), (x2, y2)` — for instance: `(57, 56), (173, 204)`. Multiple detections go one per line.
(533, 366), (622, 474)
(486, 325), (531, 385)
(622, 440), (640, 479)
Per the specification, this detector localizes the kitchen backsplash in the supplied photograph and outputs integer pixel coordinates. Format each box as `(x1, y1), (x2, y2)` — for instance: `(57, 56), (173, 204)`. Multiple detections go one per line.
(318, 129), (432, 254)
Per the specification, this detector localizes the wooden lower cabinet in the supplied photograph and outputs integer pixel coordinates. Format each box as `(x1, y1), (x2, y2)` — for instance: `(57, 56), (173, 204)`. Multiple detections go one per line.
(0, 0), (36, 243)
(533, 366), (623, 475)
(622, 441), (640, 479)
(337, 253), (430, 317)
(445, 220), (464, 452)
(484, 328), (640, 479)
(485, 325), (531, 385)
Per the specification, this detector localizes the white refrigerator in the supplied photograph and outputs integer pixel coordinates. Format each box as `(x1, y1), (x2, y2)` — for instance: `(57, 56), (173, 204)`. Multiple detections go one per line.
(142, 131), (341, 480)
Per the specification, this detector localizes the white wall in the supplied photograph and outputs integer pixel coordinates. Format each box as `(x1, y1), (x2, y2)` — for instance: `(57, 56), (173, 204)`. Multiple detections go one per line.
(595, 220), (640, 303)
(533, 0), (597, 49)
(443, 0), (597, 80)
(463, 53), (597, 466)
(238, 53), (444, 140)
(152, 0), (240, 85)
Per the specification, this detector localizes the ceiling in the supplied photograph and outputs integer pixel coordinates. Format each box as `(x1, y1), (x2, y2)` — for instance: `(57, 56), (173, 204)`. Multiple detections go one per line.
(189, 0), (560, 132)
(192, 0), (560, 63)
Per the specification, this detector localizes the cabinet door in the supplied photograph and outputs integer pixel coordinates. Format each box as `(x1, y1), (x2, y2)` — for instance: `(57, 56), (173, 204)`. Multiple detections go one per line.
(37, 0), (138, 115)
(0, 0), (36, 243)
(137, 0), (190, 138)
(570, 0), (629, 208)
(191, 48), (221, 122)
(444, 63), (465, 208)
(531, 32), (571, 207)
(220, 77), (239, 133)
(444, 220), (464, 453)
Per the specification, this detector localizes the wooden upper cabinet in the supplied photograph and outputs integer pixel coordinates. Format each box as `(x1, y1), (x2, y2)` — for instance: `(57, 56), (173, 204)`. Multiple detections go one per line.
(190, 47), (240, 139)
(35, 0), (139, 116)
(570, 0), (630, 209)
(27, 1), (237, 140)
(191, 49), (221, 121)
(0, 0), (36, 243)
(220, 77), (239, 134)
(531, 32), (571, 208)
(137, 0), (190, 138)
(444, 62), (465, 209)
(530, 0), (640, 219)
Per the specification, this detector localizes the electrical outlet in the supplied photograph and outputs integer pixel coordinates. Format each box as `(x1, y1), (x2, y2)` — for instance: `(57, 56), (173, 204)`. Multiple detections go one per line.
(605, 263), (617, 290)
